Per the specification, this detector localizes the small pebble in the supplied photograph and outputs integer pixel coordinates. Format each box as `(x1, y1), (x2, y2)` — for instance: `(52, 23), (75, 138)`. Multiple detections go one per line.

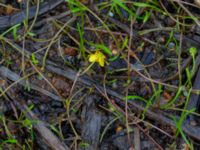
(168, 42), (175, 50)
(47, 73), (53, 78)
(108, 11), (114, 17)
(190, 120), (197, 126)
(39, 104), (46, 112)
(195, 0), (200, 7)
(112, 82), (117, 89)
(112, 49), (118, 55)
(27, 99), (32, 105)
(51, 101), (62, 108)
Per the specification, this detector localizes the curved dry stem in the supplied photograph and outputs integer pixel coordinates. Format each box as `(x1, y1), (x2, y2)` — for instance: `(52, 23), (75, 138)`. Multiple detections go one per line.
(42, 17), (76, 68)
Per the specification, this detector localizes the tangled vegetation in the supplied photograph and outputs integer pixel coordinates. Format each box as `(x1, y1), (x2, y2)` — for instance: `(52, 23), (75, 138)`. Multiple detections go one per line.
(0, 0), (200, 149)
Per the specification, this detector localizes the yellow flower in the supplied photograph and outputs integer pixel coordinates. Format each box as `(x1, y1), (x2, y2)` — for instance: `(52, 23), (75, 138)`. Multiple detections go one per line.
(89, 51), (106, 67)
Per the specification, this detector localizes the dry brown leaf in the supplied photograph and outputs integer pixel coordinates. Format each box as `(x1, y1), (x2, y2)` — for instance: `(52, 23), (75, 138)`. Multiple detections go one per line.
(115, 126), (123, 133)
(64, 47), (77, 56)
(163, 91), (172, 101)
(6, 5), (14, 15)
(80, 0), (89, 4)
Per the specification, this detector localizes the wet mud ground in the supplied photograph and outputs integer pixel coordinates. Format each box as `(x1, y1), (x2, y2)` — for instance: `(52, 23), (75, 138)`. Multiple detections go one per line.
(1, 0), (200, 149)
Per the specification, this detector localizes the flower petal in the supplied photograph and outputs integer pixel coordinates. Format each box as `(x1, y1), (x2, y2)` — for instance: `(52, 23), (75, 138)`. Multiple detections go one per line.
(89, 54), (97, 62)
(98, 56), (105, 67)
(89, 51), (106, 67)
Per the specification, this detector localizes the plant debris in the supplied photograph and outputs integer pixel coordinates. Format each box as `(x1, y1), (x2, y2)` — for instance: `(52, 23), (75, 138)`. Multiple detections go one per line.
(0, 0), (200, 150)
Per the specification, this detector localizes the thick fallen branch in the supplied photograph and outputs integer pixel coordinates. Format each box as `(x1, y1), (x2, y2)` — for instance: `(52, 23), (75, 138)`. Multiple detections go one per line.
(0, 0), (65, 30)
(105, 15), (200, 48)
(1, 57), (200, 141)
(15, 101), (70, 150)
(0, 77), (70, 150)
(0, 66), (62, 101)
(1, 31), (200, 141)
(186, 66), (200, 122)
(31, 60), (200, 141)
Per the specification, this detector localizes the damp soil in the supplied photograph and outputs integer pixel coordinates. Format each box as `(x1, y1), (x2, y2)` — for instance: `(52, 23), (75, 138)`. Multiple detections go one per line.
(1, 0), (200, 150)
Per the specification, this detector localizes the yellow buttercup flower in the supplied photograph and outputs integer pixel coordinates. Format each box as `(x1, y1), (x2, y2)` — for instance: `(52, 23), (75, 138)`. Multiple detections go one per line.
(89, 51), (106, 67)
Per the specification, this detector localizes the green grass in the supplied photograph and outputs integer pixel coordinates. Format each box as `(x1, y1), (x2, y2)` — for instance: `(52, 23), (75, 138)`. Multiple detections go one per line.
(172, 88), (195, 150)
(161, 86), (183, 109)
(1, 0), (200, 149)
(0, 105), (36, 149)
(77, 23), (86, 59)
